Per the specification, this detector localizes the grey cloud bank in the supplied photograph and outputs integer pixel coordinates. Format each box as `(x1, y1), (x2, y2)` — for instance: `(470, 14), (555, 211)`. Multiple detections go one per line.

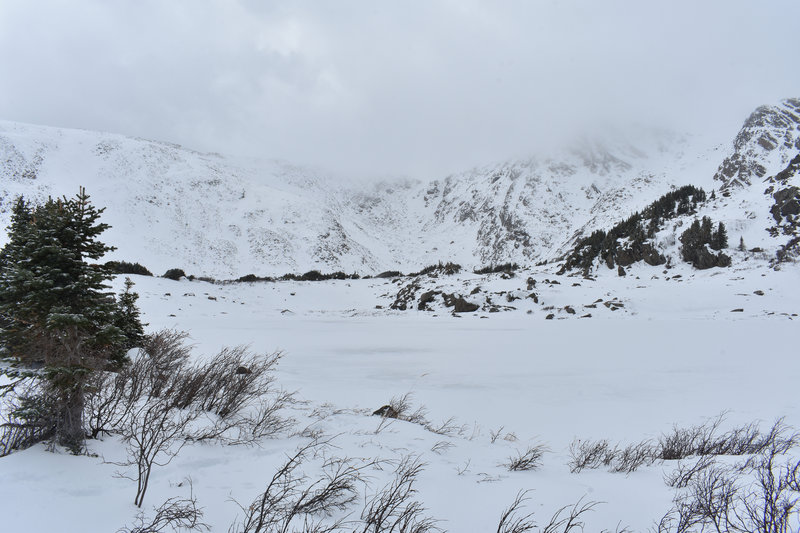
(1, 0), (798, 178)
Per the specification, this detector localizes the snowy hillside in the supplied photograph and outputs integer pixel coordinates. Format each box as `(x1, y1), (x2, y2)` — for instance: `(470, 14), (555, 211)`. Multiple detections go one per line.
(0, 119), (726, 278)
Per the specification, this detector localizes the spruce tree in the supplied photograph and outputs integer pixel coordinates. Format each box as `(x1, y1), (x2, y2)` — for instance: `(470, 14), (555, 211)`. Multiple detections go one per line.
(710, 221), (728, 251)
(115, 277), (145, 352)
(700, 216), (713, 243)
(0, 188), (135, 450)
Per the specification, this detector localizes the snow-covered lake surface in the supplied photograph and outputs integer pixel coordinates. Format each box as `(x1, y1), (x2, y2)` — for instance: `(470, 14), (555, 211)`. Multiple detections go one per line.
(1, 265), (799, 532)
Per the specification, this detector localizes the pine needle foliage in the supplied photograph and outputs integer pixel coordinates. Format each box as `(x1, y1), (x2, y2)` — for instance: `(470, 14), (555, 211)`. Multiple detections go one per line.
(0, 188), (142, 450)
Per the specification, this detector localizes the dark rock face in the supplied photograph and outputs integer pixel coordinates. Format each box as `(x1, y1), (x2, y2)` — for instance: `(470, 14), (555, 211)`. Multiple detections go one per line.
(714, 98), (800, 189)
(771, 186), (800, 222)
(765, 153), (800, 263)
(769, 154), (800, 228)
(769, 154), (800, 222)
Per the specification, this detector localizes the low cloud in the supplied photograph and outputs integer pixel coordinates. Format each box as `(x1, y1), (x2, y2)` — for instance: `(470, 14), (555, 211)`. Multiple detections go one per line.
(1, 0), (797, 177)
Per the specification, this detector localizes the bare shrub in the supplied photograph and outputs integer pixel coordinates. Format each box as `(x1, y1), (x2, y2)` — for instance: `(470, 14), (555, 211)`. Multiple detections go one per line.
(357, 456), (442, 533)
(664, 456), (716, 489)
(88, 329), (294, 445)
(95, 330), (294, 507)
(496, 490), (536, 533)
(373, 417), (395, 435)
(231, 439), (377, 533)
(656, 415), (798, 461)
(166, 346), (282, 417)
(118, 480), (209, 533)
(139, 330), (193, 398)
(376, 393), (470, 441)
(85, 330), (192, 439)
(740, 451), (800, 533)
(611, 440), (656, 474)
(540, 498), (601, 533)
(430, 441), (454, 454)
(658, 446), (800, 533)
(753, 419), (800, 456)
(115, 395), (200, 507)
(658, 415), (726, 461)
(424, 417), (466, 437)
(85, 368), (139, 439)
(388, 393), (429, 425)
(568, 439), (618, 473)
(498, 494), (628, 533)
(572, 417), (799, 476)
(0, 377), (55, 456)
(230, 389), (297, 442)
(490, 426), (506, 444)
(506, 443), (550, 472)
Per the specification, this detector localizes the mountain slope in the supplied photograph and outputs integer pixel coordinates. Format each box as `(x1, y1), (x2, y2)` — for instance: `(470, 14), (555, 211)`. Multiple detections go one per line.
(707, 98), (800, 259)
(1, 101), (794, 277)
(560, 98), (800, 273)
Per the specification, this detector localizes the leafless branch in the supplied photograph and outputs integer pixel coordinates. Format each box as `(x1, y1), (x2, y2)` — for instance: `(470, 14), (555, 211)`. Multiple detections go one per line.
(496, 490), (536, 533)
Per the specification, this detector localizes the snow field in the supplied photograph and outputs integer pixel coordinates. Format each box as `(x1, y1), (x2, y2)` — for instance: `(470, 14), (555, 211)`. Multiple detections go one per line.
(2, 266), (798, 532)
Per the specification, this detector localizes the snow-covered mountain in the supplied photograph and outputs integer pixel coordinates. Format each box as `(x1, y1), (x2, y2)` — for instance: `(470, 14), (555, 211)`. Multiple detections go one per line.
(1, 99), (798, 277)
(681, 98), (800, 264)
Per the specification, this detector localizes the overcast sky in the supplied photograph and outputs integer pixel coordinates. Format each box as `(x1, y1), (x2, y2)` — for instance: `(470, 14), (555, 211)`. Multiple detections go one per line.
(1, 1), (798, 178)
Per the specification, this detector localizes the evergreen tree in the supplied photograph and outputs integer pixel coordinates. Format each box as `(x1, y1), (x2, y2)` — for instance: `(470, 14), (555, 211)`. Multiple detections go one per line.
(115, 277), (145, 352)
(680, 217), (731, 269)
(710, 221), (728, 251)
(739, 236), (746, 252)
(0, 188), (137, 450)
(700, 216), (713, 243)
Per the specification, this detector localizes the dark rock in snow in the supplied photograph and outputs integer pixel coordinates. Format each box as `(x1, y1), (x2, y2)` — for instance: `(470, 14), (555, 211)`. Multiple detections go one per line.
(375, 270), (403, 279)
(372, 405), (399, 418)
(418, 290), (437, 310)
(771, 185), (800, 223)
(442, 292), (479, 313)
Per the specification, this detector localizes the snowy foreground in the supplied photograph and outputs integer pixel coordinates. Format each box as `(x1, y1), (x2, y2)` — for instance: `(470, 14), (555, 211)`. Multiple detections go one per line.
(1, 263), (799, 532)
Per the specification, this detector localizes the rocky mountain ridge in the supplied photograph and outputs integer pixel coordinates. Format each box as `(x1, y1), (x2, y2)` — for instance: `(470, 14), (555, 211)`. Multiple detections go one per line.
(1, 99), (798, 277)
